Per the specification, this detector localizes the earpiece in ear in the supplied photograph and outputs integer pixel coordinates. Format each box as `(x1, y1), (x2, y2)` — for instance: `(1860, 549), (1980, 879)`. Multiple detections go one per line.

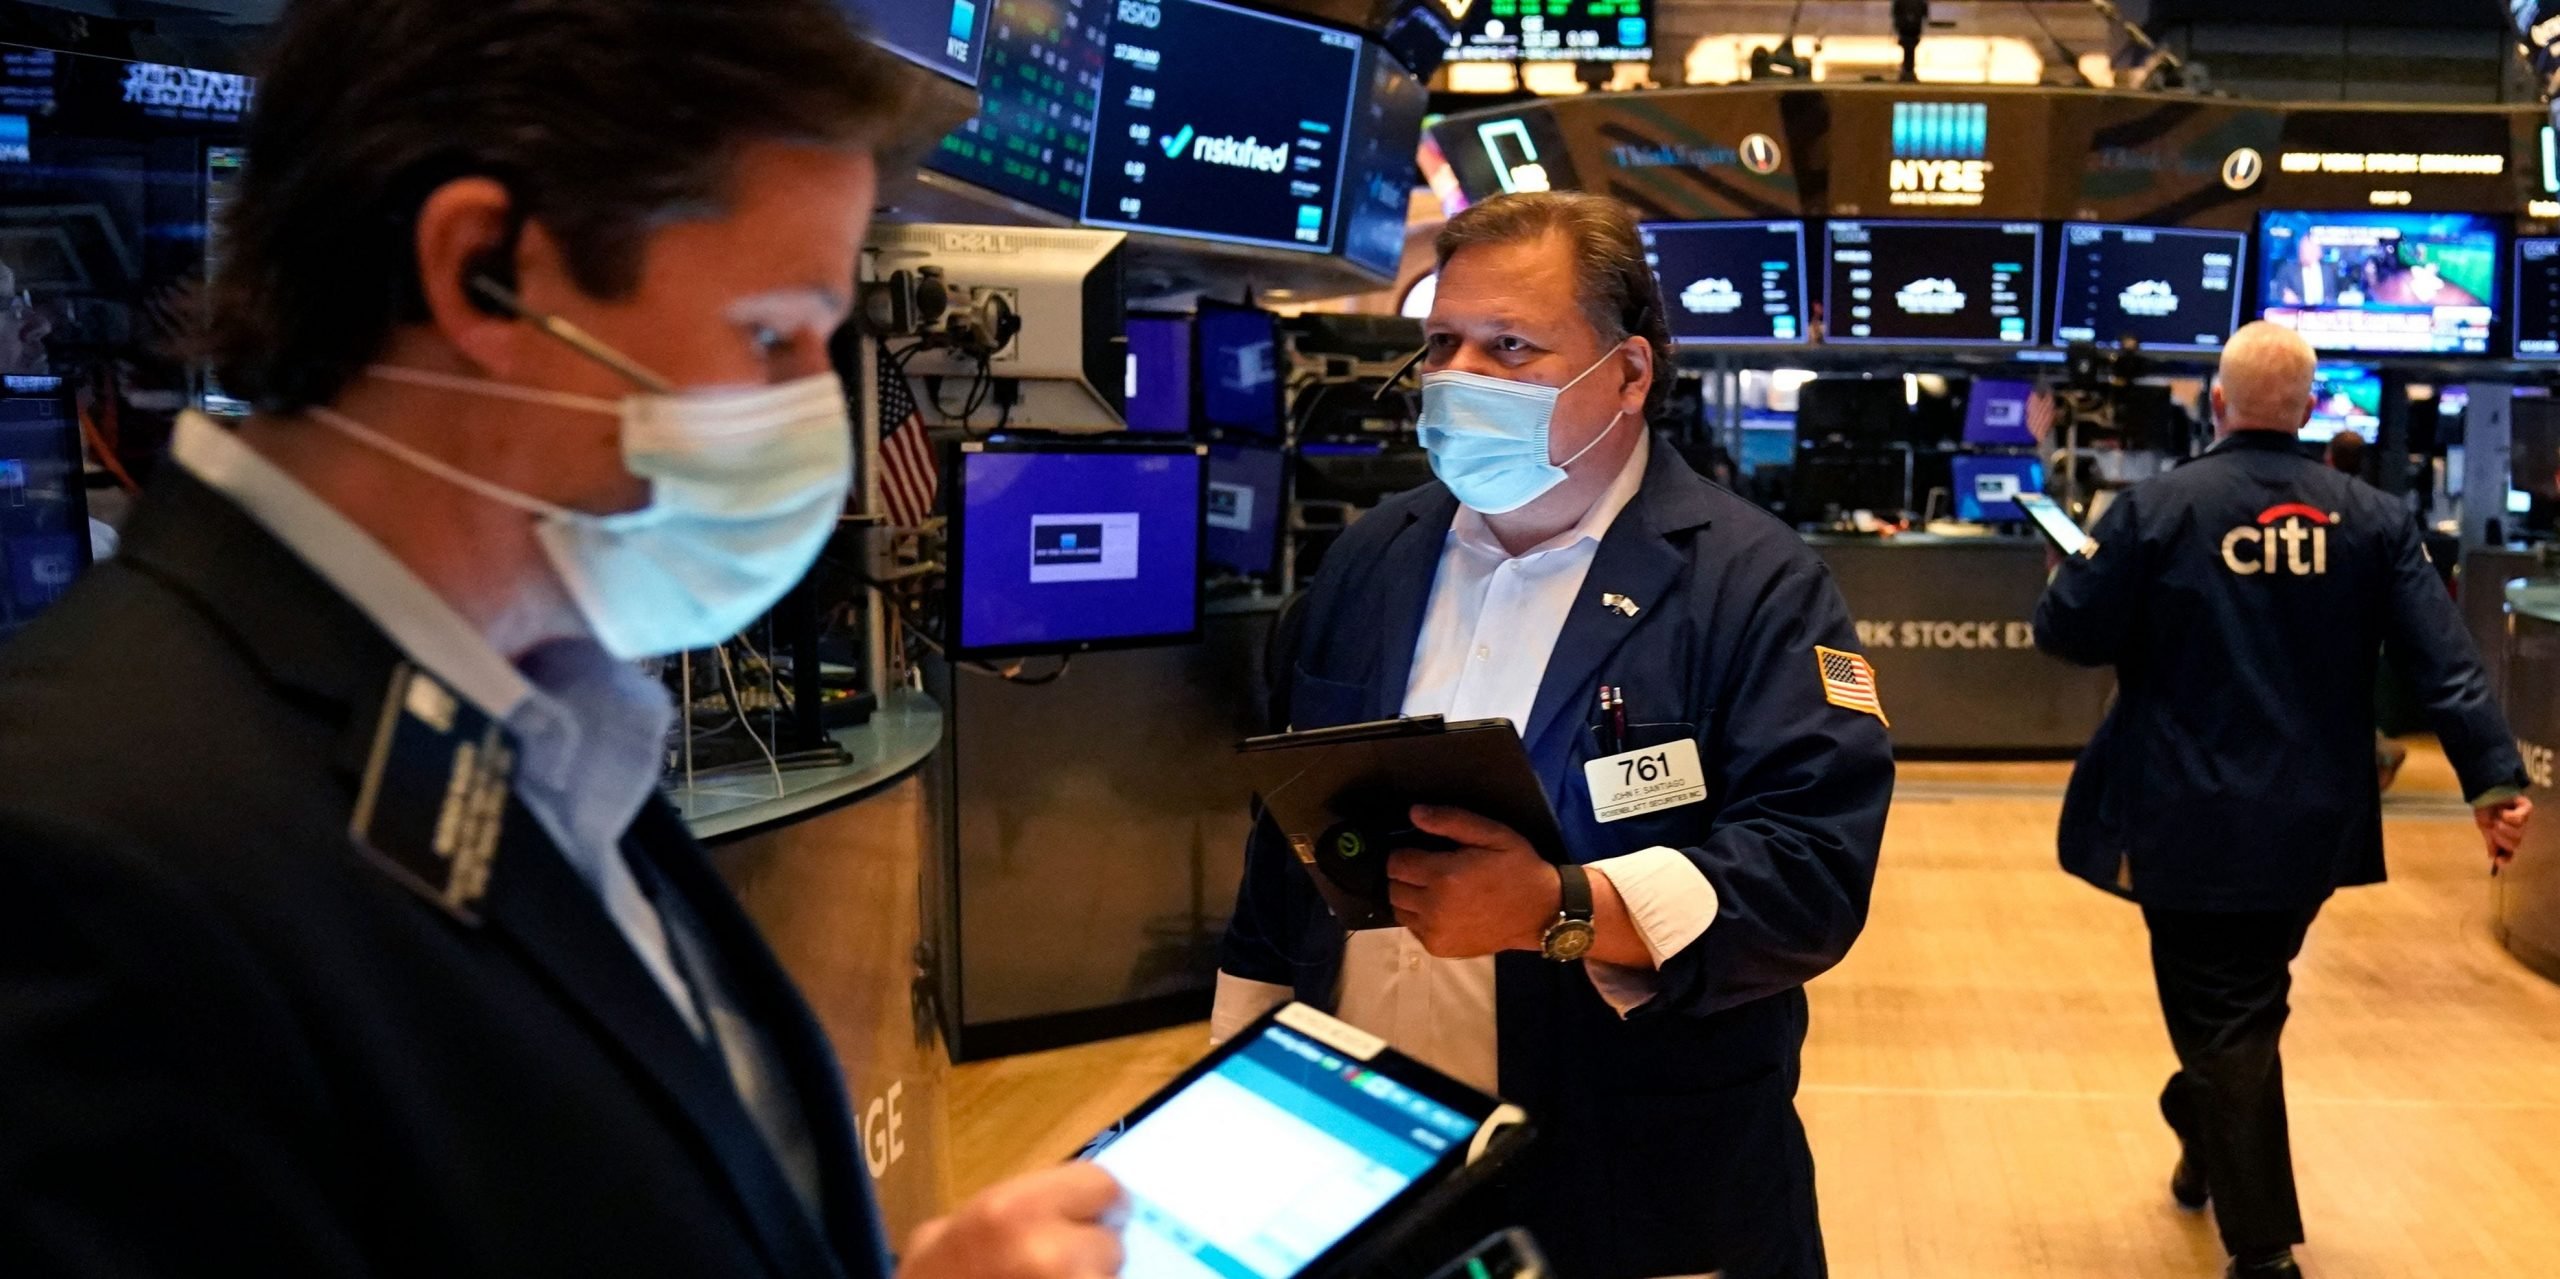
(464, 268), (522, 319)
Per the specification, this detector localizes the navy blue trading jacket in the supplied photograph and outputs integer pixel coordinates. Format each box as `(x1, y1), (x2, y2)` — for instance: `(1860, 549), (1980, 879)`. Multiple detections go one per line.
(2035, 430), (2526, 912)
(1222, 441), (1894, 1279)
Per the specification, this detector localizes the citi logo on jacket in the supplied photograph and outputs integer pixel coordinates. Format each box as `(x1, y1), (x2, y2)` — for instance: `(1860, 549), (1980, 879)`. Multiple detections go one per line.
(2221, 502), (2338, 576)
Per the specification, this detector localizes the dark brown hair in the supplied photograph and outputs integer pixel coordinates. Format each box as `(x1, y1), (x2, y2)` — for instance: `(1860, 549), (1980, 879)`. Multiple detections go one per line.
(205, 0), (920, 413)
(1432, 191), (1675, 417)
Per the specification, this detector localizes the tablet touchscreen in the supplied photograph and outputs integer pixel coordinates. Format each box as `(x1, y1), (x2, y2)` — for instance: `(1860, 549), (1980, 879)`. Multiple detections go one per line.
(2016, 492), (2092, 557)
(1083, 1007), (1505, 1279)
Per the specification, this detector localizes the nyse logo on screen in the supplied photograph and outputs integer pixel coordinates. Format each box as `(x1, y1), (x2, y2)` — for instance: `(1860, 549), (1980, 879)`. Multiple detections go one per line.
(1888, 102), (1991, 207)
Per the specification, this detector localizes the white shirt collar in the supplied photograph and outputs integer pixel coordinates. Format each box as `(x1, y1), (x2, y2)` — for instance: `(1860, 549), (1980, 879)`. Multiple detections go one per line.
(1450, 429), (1652, 561)
(169, 410), (535, 720)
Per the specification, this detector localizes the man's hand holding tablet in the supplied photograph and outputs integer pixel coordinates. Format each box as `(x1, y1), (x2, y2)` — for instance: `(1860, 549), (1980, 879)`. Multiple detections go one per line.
(903, 1163), (1131, 1279)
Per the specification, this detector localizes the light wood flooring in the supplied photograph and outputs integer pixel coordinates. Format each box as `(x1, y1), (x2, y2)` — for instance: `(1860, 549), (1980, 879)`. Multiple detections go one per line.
(950, 744), (2560, 1277)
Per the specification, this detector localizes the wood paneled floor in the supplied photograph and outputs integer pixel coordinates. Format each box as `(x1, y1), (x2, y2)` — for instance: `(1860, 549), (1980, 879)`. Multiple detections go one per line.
(949, 744), (2560, 1277)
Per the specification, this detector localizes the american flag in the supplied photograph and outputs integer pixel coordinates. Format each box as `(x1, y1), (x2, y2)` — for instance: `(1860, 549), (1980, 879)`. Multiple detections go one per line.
(877, 346), (940, 527)
(1816, 646), (1889, 727)
(2026, 385), (2056, 443)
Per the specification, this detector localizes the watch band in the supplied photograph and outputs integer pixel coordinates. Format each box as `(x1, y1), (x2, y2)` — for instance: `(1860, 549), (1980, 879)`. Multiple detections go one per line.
(1556, 862), (1593, 923)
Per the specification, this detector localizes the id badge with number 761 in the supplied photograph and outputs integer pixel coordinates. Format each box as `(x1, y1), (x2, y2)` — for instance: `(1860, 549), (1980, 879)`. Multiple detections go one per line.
(1582, 738), (1709, 824)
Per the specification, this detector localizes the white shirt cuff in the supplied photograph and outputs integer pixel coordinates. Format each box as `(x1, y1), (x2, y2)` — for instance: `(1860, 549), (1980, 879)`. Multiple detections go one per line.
(1210, 971), (1294, 1045)
(1582, 847), (1720, 1018)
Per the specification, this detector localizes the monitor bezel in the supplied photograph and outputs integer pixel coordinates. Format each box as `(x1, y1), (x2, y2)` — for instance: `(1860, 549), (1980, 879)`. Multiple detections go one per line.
(1641, 218), (1813, 348)
(1820, 217), (2047, 350)
(2048, 221), (2250, 355)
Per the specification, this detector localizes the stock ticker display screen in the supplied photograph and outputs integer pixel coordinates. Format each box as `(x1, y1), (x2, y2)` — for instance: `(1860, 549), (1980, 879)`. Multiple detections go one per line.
(929, 0), (1110, 218)
(2514, 237), (2560, 359)
(1640, 220), (1809, 345)
(2052, 223), (2246, 353)
(1081, 0), (1363, 254)
(1445, 0), (1651, 63)
(854, 0), (988, 84)
(1824, 220), (2043, 347)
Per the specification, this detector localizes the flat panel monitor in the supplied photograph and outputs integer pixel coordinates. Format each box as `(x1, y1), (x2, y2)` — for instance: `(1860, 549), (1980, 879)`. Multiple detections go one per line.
(2514, 235), (2560, 360)
(850, 0), (988, 84)
(0, 380), (91, 644)
(1963, 378), (2037, 447)
(1446, 0), (1653, 64)
(2052, 223), (2247, 353)
(1338, 44), (1429, 279)
(1739, 413), (1795, 470)
(927, 0), (1109, 218)
(1205, 442), (1285, 577)
(1796, 378), (1906, 447)
(1196, 305), (1283, 437)
(1640, 220), (1809, 345)
(951, 442), (1205, 658)
(1951, 454), (2043, 524)
(1823, 220), (2043, 347)
(2303, 363), (2382, 445)
(1125, 313), (1194, 435)
(2256, 210), (2498, 356)
(1082, 0), (1363, 255)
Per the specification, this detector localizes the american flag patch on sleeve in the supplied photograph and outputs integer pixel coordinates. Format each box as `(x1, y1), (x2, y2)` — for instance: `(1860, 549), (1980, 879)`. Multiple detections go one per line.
(1815, 646), (1889, 727)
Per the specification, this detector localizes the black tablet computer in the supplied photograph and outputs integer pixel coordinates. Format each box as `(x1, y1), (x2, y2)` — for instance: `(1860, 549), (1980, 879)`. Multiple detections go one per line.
(1080, 1002), (1529, 1279)
(2015, 491), (2092, 557)
(1237, 716), (1569, 930)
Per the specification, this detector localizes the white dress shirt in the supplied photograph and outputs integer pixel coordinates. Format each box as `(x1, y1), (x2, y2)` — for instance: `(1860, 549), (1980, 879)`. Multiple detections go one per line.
(169, 412), (823, 1218)
(1214, 434), (1721, 1096)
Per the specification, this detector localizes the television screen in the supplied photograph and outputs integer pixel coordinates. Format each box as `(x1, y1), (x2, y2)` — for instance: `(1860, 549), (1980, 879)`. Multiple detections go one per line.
(1338, 44), (1429, 279)
(1640, 220), (1809, 345)
(1081, 0), (1364, 255)
(1196, 305), (1282, 436)
(2514, 236), (2560, 360)
(1951, 455), (2044, 523)
(952, 443), (1205, 657)
(1823, 220), (2043, 347)
(1124, 314), (1193, 435)
(1739, 414), (1795, 470)
(1963, 379), (2038, 447)
(1205, 442), (1285, 577)
(2052, 223), (2247, 352)
(2257, 210), (2498, 356)
(926, 0), (1108, 218)
(850, 0), (987, 85)
(1446, 0), (1652, 63)
(2302, 364), (2382, 445)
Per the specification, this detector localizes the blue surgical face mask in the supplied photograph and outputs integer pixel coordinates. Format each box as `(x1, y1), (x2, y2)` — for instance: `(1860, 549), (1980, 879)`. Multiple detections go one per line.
(1415, 346), (1630, 515)
(309, 321), (851, 660)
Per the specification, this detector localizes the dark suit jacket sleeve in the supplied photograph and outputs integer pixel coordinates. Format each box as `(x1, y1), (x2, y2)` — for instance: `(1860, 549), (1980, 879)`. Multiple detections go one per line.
(0, 814), (369, 1277)
(1642, 555), (1894, 1018)
(1221, 806), (1315, 989)
(2034, 491), (2144, 668)
(2378, 511), (2527, 801)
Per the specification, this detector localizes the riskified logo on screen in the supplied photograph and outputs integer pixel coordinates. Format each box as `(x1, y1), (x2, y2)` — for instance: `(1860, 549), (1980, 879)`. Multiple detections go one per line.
(1169, 126), (1292, 175)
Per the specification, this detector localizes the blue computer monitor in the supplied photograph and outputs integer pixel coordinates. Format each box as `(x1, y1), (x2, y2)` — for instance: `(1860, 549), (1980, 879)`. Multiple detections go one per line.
(1195, 305), (1282, 437)
(1739, 412), (1796, 469)
(1963, 379), (2037, 446)
(1205, 442), (1285, 578)
(951, 443), (1205, 658)
(0, 381), (92, 643)
(1124, 314), (1194, 435)
(1952, 454), (2043, 524)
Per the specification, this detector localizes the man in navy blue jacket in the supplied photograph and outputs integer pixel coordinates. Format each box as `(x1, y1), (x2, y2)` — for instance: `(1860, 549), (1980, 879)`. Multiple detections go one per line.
(2037, 321), (2531, 1279)
(1216, 192), (1895, 1279)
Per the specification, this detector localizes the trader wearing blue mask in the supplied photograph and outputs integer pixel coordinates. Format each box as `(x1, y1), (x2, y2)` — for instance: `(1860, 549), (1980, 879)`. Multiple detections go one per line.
(0, 2), (1123, 1277)
(1216, 190), (1895, 1279)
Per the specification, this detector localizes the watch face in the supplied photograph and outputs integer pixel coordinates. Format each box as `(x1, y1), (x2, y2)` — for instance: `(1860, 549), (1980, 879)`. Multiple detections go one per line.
(1544, 919), (1597, 962)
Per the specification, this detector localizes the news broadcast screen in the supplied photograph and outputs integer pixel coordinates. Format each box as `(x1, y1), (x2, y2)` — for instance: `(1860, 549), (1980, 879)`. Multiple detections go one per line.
(2256, 210), (2499, 356)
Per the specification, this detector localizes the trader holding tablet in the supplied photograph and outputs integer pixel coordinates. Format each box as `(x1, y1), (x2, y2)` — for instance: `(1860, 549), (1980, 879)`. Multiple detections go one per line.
(1216, 191), (1896, 1279)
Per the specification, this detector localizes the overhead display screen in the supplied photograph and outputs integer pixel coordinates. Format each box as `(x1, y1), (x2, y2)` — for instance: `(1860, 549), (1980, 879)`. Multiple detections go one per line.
(1337, 45), (1429, 278)
(1447, 0), (1652, 63)
(1082, 0), (1363, 255)
(1640, 220), (1808, 345)
(2257, 210), (2498, 356)
(1823, 220), (2043, 347)
(2514, 237), (2560, 360)
(928, 0), (1108, 218)
(2052, 223), (2246, 353)
(852, 0), (988, 85)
